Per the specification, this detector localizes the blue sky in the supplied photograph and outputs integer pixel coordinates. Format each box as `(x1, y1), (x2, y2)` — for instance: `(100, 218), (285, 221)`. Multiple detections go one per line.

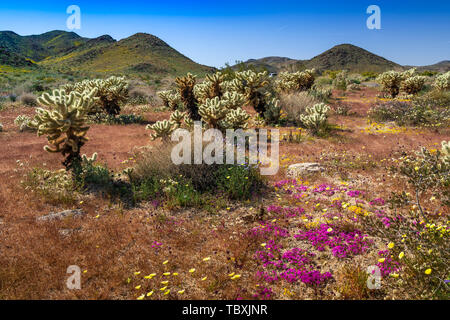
(0, 0), (449, 67)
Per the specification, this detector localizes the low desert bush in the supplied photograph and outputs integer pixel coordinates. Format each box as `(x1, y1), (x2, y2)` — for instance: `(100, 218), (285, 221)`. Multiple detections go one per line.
(369, 100), (449, 127)
(128, 88), (149, 105)
(21, 166), (78, 205)
(88, 113), (144, 125)
(19, 93), (37, 107)
(129, 143), (266, 205)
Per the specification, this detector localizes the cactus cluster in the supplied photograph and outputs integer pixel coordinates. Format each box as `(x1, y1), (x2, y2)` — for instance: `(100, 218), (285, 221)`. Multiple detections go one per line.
(149, 70), (274, 140)
(263, 98), (283, 125)
(63, 76), (129, 115)
(442, 141), (450, 163)
(146, 120), (177, 141)
(29, 88), (98, 170)
(299, 103), (330, 135)
(194, 72), (225, 104)
(332, 70), (348, 91)
(276, 69), (316, 93)
(433, 71), (450, 91)
(376, 68), (425, 98)
(14, 115), (34, 132)
(225, 70), (270, 115)
(197, 96), (250, 130)
(169, 110), (187, 128)
(401, 75), (426, 95)
(175, 73), (200, 120)
(157, 90), (181, 110)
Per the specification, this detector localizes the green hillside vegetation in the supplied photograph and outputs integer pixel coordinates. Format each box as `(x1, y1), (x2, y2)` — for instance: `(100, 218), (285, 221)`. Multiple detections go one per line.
(0, 31), (215, 77)
(38, 32), (215, 76)
(0, 30), (88, 62)
(0, 47), (36, 68)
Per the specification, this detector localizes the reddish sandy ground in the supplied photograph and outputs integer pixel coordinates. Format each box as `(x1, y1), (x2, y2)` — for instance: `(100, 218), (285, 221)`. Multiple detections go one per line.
(0, 87), (448, 299)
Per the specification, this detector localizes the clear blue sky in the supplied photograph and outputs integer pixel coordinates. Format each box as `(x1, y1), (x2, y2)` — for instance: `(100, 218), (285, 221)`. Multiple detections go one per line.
(0, 0), (448, 68)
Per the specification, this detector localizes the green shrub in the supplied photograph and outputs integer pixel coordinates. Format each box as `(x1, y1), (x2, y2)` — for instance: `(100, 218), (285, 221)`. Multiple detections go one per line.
(369, 100), (449, 127)
(216, 164), (264, 200)
(358, 142), (450, 299)
(75, 154), (114, 192)
(129, 144), (266, 205)
(323, 70), (340, 79)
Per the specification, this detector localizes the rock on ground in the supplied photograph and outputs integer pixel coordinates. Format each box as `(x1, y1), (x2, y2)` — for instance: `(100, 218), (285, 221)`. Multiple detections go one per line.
(287, 163), (324, 178)
(37, 209), (86, 222)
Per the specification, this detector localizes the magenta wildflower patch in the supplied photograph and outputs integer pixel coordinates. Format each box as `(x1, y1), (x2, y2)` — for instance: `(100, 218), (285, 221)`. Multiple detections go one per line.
(376, 250), (401, 277)
(294, 224), (373, 258)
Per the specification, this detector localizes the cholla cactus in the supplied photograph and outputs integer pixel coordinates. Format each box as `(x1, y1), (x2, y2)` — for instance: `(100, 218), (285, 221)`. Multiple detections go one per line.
(194, 72), (225, 104)
(184, 115), (194, 128)
(198, 93), (250, 130)
(158, 90), (181, 110)
(442, 141), (450, 163)
(276, 69), (316, 93)
(377, 71), (404, 98)
(300, 103), (330, 135)
(29, 88), (98, 170)
(401, 68), (417, 79)
(169, 110), (186, 128)
(146, 120), (176, 141)
(433, 71), (450, 91)
(263, 98), (282, 125)
(14, 115), (34, 132)
(221, 108), (250, 130)
(377, 68), (421, 98)
(221, 91), (246, 110)
(332, 70), (348, 91)
(81, 152), (98, 164)
(175, 73), (200, 120)
(198, 97), (229, 129)
(401, 76), (426, 95)
(228, 70), (270, 115)
(65, 76), (128, 115)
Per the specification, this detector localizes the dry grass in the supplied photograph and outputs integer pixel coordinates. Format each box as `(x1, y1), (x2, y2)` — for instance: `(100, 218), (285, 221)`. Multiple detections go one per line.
(279, 92), (319, 124)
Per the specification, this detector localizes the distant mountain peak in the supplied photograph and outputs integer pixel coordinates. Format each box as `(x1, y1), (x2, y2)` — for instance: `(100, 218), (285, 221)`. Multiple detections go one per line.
(236, 43), (402, 73)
